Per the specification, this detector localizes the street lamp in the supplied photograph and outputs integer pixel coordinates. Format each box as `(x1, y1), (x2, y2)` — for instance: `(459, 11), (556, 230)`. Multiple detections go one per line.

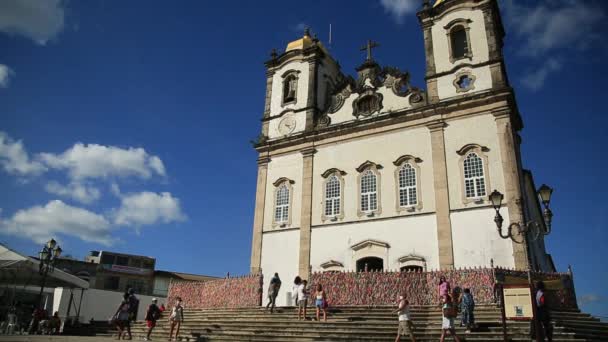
(37, 238), (62, 309)
(489, 186), (554, 244)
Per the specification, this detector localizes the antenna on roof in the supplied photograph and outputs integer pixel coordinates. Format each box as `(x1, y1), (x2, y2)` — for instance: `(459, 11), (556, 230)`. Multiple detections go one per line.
(329, 23), (332, 48)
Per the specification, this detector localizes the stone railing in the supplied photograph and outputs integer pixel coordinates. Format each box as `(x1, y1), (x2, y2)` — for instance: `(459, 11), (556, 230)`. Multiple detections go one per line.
(309, 268), (496, 306)
(167, 273), (263, 309)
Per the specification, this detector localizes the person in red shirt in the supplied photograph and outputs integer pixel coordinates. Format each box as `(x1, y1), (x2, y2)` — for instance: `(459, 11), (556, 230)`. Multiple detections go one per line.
(535, 281), (553, 341)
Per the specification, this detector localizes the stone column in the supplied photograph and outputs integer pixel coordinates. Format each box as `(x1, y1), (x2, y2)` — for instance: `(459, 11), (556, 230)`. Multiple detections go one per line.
(493, 110), (528, 269)
(250, 155), (271, 274)
(427, 121), (455, 270)
(305, 58), (318, 131)
(298, 147), (316, 279)
(421, 21), (439, 104)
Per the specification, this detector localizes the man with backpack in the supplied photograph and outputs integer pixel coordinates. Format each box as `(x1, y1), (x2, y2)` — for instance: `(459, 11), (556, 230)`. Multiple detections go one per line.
(144, 298), (161, 341)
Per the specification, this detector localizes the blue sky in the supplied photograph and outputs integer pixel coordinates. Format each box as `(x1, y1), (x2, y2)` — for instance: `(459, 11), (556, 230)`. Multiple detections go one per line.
(1, 0), (607, 318)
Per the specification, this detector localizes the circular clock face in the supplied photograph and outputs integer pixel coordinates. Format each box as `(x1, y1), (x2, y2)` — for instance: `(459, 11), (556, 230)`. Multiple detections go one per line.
(278, 116), (296, 135)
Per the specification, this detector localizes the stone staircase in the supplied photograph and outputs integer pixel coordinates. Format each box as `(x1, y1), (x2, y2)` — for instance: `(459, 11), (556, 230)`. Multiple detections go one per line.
(116, 305), (607, 341)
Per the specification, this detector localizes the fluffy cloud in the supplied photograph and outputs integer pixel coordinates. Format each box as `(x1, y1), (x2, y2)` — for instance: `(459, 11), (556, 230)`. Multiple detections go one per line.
(0, 200), (114, 245)
(0, 0), (66, 45)
(579, 294), (603, 305)
(521, 58), (562, 91)
(39, 143), (166, 181)
(0, 64), (13, 88)
(113, 191), (186, 227)
(45, 181), (101, 204)
(379, 0), (418, 23)
(0, 131), (46, 176)
(504, 1), (605, 57)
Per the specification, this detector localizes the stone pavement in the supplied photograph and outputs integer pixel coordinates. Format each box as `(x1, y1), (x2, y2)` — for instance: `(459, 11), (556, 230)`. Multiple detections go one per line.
(0, 337), (115, 342)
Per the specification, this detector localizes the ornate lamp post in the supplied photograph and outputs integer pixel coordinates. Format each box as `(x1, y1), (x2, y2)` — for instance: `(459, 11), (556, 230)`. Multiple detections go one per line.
(489, 184), (553, 244)
(489, 185), (553, 342)
(37, 238), (62, 308)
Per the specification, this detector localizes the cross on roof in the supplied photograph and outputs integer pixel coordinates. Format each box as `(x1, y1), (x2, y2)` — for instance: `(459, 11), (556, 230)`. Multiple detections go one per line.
(360, 40), (380, 61)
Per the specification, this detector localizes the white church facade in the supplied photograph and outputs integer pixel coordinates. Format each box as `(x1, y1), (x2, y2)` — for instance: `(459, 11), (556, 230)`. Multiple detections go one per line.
(250, 0), (554, 306)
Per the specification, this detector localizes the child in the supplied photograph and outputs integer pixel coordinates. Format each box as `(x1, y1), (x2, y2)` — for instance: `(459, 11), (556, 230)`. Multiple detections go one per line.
(168, 297), (184, 341)
(394, 294), (416, 342)
(314, 284), (327, 322)
(460, 288), (475, 332)
(440, 295), (461, 342)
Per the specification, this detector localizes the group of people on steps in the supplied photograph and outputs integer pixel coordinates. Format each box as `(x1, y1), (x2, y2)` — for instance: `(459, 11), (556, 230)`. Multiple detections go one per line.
(111, 275), (553, 342)
(112, 288), (183, 341)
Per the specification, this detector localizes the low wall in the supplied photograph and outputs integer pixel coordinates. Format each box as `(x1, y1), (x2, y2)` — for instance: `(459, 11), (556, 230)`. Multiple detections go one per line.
(167, 274), (262, 309)
(309, 268), (495, 306)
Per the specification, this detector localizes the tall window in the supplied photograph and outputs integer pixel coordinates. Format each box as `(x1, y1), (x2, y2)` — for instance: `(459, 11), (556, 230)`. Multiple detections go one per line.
(360, 170), (378, 213)
(324, 175), (341, 217)
(274, 184), (289, 223)
(463, 152), (486, 198)
(398, 163), (417, 207)
(283, 74), (297, 105)
(450, 26), (468, 59)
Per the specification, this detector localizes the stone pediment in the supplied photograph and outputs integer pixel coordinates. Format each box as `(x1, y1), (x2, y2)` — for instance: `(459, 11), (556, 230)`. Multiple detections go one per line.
(350, 239), (390, 251)
(320, 260), (344, 269)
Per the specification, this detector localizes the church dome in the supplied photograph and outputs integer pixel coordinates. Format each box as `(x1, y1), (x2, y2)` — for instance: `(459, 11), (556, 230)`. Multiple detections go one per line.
(285, 28), (327, 53)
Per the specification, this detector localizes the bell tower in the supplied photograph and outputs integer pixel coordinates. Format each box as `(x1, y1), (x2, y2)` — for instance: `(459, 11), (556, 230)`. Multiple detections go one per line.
(417, 0), (509, 103)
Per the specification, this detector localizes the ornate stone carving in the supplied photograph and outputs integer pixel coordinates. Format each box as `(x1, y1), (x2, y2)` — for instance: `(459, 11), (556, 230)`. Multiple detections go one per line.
(353, 90), (383, 118)
(316, 114), (331, 128)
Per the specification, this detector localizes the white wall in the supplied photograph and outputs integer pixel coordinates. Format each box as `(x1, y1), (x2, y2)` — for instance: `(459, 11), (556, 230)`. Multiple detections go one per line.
(436, 65), (493, 99)
(310, 214), (440, 272)
(450, 206), (515, 269)
(53, 287), (166, 322)
(260, 229), (300, 307)
(263, 152), (303, 231)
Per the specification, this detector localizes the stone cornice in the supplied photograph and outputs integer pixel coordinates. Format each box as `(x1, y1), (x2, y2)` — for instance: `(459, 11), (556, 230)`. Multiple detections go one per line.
(426, 120), (447, 132)
(300, 147), (317, 157)
(257, 156), (271, 165)
(272, 177), (295, 186)
(255, 88), (521, 154)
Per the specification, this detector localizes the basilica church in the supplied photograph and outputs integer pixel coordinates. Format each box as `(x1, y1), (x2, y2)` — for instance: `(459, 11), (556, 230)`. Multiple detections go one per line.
(249, 0), (554, 306)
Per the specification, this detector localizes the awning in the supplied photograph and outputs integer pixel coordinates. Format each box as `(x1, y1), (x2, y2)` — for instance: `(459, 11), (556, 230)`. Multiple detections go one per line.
(0, 244), (89, 289)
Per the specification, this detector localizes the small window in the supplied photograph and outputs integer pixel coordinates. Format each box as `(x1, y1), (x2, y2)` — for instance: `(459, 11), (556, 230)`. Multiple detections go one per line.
(398, 164), (417, 207)
(103, 276), (120, 290)
(324, 175), (341, 217)
(451, 26), (468, 59)
(360, 170), (378, 213)
(463, 152), (486, 198)
(100, 254), (115, 265)
(274, 184), (290, 223)
(400, 265), (423, 272)
(115, 256), (129, 266)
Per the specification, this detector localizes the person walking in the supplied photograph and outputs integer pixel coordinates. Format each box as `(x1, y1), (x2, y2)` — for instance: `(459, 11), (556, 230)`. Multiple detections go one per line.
(438, 276), (451, 301)
(394, 294), (416, 342)
(144, 298), (161, 341)
(535, 281), (553, 341)
(113, 297), (131, 340)
(440, 295), (461, 342)
(292, 276), (302, 317)
(314, 284), (327, 322)
(297, 280), (309, 321)
(127, 288), (139, 323)
(460, 288), (475, 332)
(168, 297), (184, 342)
(266, 273), (282, 313)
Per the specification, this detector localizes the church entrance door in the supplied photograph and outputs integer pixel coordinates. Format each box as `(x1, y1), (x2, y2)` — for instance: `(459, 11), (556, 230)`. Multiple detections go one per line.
(356, 257), (383, 272)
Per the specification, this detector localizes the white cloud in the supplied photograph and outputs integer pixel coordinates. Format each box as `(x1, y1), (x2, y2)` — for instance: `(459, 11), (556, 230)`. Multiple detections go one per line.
(45, 181), (101, 204)
(379, 0), (418, 23)
(113, 191), (186, 227)
(504, 1), (605, 57)
(0, 131), (46, 176)
(521, 58), (562, 91)
(0, 200), (114, 245)
(0, 0), (66, 45)
(39, 143), (166, 181)
(0, 64), (14, 88)
(579, 294), (603, 305)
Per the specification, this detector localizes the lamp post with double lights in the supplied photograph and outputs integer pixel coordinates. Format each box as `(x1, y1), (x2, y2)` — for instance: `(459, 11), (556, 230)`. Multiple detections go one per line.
(489, 184), (553, 342)
(489, 184), (553, 245)
(37, 238), (62, 309)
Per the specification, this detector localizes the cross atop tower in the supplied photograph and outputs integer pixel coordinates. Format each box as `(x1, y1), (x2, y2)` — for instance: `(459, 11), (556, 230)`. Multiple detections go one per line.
(360, 40), (380, 61)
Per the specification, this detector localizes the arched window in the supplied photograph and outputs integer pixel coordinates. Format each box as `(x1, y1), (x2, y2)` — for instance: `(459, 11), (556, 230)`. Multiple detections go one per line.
(398, 163), (417, 207)
(356, 256), (383, 272)
(463, 152), (486, 198)
(281, 72), (299, 106)
(324, 175), (341, 217)
(360, 170), (377, 213)
(450, 26), (468, 59)
(400, 265), (423, 272)
(274, 184), (290, 223)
